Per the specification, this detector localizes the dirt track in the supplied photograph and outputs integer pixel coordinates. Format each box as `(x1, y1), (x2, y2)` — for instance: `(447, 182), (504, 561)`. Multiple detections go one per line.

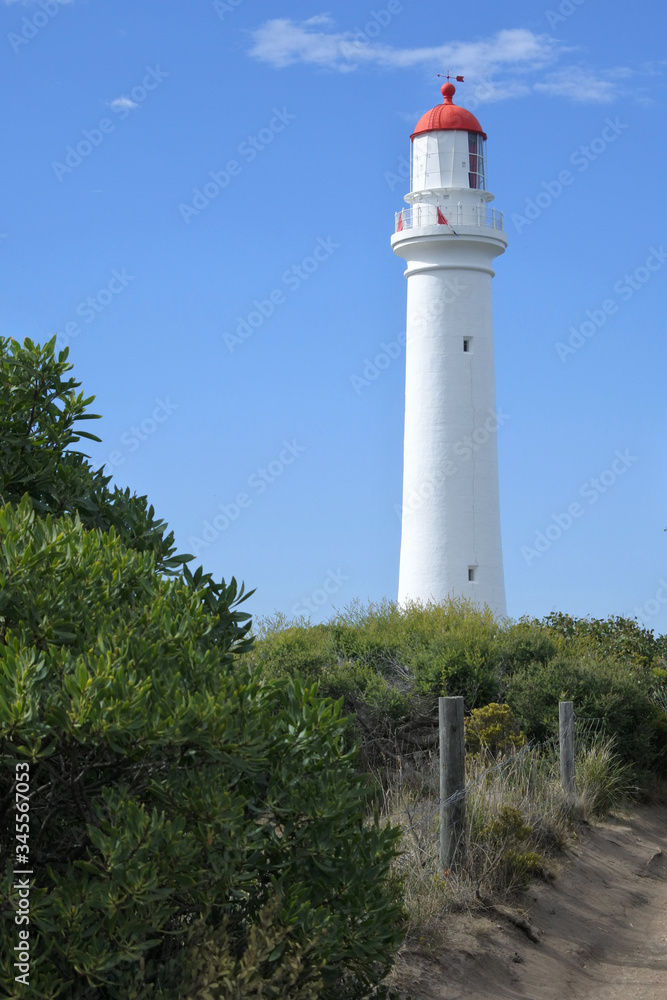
(387, 805), (667, 999)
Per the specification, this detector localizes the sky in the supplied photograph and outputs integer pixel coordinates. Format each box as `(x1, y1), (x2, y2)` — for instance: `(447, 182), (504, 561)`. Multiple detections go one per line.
(1, 0), (666, 634)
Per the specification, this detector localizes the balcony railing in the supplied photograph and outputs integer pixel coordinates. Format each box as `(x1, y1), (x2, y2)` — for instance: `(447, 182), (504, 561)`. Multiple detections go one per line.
(394, 204), (504, 234)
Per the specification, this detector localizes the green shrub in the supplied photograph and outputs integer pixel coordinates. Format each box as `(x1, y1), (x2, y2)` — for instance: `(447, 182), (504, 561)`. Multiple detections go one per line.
(0, 500), (407, 999)
(318, 660), (411, 723)
(497, 621), (564, 673)
(465, 703), (526, 755)
(501, 849), (546, 888)
(480, 807), (546, 890)
(327, 598), (433, 659)
(0, 338), (408, 999)
(409, 629), (500, 707)
(328, 625), (400, 673)
(177, 892), (326, 1000)
(482, 805), (533, 844)
(247, 600), (667, 789)
(537, 612), (664, 670)
(329, 597), (502, 675)
(243, 624), (334, 683)
(506, 653), (665, 776)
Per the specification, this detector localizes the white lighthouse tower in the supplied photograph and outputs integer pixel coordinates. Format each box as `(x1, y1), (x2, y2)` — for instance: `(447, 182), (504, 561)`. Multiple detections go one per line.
(392, 81), (507, 617)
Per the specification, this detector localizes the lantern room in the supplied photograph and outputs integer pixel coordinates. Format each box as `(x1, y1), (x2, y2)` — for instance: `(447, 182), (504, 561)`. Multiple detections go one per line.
(408, 83), (490, 199)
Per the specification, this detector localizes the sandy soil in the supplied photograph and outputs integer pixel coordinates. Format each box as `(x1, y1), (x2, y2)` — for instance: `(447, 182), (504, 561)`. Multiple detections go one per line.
(385, 804), (667, 1000)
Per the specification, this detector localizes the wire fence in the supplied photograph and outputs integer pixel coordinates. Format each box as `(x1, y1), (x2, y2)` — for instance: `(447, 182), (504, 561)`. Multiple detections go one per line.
(385, 718), (579, 816)
(374, 702), (611, 880)
(384, 736), (563, 893)
(574, 715), (606, 747)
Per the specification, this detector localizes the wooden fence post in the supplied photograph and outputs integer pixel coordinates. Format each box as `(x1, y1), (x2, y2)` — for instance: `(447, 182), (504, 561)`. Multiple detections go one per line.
(559, 700), (576, 803)
(439, 696), (465, 870)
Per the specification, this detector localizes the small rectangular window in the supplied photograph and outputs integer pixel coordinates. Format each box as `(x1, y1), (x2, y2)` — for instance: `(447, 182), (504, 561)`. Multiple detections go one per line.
(468, 566), (477, 582)
(463, 339), (470, 352)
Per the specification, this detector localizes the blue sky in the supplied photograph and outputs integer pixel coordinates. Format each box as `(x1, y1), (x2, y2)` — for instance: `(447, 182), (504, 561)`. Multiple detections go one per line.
(2, 0), (666, 633)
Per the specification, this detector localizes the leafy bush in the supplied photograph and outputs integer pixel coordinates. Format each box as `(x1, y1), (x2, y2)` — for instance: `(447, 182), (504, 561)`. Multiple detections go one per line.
(318, 660), (411, 723)
(177, 893), (326, 1000)
(244, 624), (333, 682)
(0, 338), (408, 1000)
(0, 500), (407, 999)
(465, 703), (526, 755)
(497, 621), (564, 673)
(328, 625), (400, 673)
(482, 805), (533, 844)
(409, 631), (500, 707)
(537, 611), (667, 670)
(480, 807), (547, 890)
(506, 653), (666, 777)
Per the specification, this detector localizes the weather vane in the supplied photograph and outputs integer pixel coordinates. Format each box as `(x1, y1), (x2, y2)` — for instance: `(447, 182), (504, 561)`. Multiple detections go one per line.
(437, 72), (464, 83)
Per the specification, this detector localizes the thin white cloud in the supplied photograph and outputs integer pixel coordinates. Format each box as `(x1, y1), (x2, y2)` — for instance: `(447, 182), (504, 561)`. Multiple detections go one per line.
(303, 14), (334, 27)
(248, 18), (636, 105)
(109, 96), (139, 112)
(467, 80), (534, 103)
(533, 66), (621, 103)
(249, 21), (558, 76)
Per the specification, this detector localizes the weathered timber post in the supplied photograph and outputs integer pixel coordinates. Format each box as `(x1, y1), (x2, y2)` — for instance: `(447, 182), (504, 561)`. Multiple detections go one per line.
(439, 696), (466, 870)
(559, 701), (576, 803)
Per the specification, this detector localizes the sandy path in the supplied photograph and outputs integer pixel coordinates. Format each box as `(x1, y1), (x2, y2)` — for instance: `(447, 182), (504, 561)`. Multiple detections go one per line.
(386, 804), (667, 1000)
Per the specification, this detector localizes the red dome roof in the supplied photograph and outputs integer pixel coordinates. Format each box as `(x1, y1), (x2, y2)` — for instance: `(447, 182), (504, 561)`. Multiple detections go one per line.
(411, 83), (486, 142)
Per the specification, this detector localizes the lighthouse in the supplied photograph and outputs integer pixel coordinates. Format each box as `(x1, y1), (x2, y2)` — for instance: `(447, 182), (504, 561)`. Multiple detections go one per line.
(392, 81), (507, 617)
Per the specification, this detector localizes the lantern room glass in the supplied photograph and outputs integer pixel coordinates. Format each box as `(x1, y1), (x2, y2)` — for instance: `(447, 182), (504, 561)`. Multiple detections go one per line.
(468, 133), (486, 190)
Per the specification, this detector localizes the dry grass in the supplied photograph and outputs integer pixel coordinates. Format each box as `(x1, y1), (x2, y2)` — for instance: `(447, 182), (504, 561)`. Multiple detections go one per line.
(368, 733), (632, 948)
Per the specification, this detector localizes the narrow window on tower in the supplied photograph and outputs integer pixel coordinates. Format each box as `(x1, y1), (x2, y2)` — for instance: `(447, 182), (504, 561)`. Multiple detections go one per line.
(463, 338), (471, 352)
(468, 566), (477, 582)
